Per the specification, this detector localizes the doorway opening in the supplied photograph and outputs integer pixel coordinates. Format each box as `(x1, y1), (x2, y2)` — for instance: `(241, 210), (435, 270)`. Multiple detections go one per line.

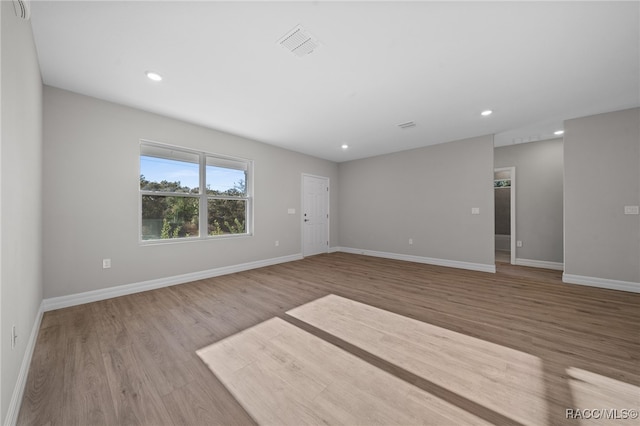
(494, 167), (516, 264)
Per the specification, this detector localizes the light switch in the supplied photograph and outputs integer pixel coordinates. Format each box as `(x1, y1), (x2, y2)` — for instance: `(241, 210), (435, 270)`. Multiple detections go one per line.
(624, 206), (639, 215)
(471, 207), (480, 215)
(288, 208), (296, 214)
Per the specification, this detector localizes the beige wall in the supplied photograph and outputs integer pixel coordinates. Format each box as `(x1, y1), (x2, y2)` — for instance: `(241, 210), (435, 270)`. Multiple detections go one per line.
(1, 2), (44, 422)
(42, 87), (338, 299)
(564, 108), (640, 285)
(338, 135), (495, 269)
(495, 138), (564, 263)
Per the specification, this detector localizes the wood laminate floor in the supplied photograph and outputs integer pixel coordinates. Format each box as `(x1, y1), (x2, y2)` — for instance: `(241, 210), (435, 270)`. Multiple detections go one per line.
(495, 250), (511, 264)
(18, 253), (640, 425)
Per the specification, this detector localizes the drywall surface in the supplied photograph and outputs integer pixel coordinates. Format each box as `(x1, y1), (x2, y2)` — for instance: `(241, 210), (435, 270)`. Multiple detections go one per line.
(495, 138), (564, 263)
(42, 87), (338, 298)
(1, 2), (44, 422)
(338, 135), (495, 267)
(564, 108), (639, 283)
(494, 187), (511, 236)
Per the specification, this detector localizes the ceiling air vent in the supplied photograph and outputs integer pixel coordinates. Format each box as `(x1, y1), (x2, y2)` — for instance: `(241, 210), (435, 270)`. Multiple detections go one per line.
(278, 25), (319, 57)
(12, 0), (31, 20)
(398, 121), (416, 129)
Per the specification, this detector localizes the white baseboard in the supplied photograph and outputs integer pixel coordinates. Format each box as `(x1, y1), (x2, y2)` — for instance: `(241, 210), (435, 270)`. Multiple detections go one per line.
(562, 273), (640, 293)
(337, 247), (496, 273)
(42, 254), (303, 312)
(4, 302), (44, 426)
(515, 258), (564, 271)
(328, 246), (341, 253)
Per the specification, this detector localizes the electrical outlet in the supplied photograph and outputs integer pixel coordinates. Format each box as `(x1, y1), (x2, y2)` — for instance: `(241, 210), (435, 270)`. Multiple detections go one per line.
(408, 238), (413, 245)
(11, 325), (17, 349)
(275, 240), (279, 247)
(517, 241), (523, 248)
(471, 207), (480, 215)
(102, 258), (111, 269)
(624, 205), (639, 215)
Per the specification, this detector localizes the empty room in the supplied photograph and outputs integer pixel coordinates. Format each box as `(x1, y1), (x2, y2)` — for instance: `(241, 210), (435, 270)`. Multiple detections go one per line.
(2, 1), (639, 425)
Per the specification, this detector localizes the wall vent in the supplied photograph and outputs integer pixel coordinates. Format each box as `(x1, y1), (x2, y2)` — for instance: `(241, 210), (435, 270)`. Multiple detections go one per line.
(12, 0), (31, 20)
(278, 25), (319, 57)
(398, 121), (416, 129)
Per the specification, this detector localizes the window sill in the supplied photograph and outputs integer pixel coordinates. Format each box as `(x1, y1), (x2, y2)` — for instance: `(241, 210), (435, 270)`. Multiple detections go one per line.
(139, 233), (253, 246)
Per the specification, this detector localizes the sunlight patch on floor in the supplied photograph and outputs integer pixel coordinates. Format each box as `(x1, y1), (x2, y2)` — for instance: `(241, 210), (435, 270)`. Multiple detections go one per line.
(197, 317), (491, 426)
(566, 367), (640, 421)
(287, 294), (548, 426)
(196, 294), (637, 426)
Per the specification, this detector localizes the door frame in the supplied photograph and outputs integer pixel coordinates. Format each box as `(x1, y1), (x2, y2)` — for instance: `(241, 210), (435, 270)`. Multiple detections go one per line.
(494, 166), (516, 264)
(301, 173), (330, 257)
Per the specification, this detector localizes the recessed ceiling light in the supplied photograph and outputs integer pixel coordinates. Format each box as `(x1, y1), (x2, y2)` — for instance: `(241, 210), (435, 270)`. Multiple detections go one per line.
(341, 144), (349, 150)
(146, 71), (162, 82)
(481, 110), (493, 116)
(554, 130), (564, 135)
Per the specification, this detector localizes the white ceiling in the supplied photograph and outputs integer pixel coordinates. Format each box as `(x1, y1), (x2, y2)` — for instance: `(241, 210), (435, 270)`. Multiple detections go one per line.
(29, 1), (639, 162)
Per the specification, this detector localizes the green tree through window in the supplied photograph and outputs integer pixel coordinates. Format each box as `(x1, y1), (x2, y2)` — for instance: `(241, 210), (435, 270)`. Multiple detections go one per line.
(140, 142), (252, 241)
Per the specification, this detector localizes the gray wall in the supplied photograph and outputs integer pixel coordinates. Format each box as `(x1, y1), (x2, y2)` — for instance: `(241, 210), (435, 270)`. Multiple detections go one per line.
(564, 108), (639, 284)
(42, 87), (338, 298)
(495, 138), (564, 263)
(1, 2), (44, 422)
(494, 188), (511, 236)
(338, 135), (495, 268)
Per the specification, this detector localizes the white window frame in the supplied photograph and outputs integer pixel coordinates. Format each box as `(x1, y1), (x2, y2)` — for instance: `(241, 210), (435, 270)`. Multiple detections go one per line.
(139, 140), (253, 244)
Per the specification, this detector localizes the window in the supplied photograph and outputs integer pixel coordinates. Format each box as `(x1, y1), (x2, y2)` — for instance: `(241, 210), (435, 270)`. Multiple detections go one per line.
(140, 142), (252, 242)
(494, 179), (511, 188)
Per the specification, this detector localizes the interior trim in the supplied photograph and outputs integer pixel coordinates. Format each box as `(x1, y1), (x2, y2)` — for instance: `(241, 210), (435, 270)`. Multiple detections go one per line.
(4, 302), (44, 426)
(563, 273), (640, 293)
(42, 254), (303, 312)
(515, 258), (564, 271)
(337, 247), (496, 273)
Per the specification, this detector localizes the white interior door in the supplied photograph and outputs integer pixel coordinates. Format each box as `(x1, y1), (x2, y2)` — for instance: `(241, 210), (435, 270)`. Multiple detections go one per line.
(302, 174), (329, 257)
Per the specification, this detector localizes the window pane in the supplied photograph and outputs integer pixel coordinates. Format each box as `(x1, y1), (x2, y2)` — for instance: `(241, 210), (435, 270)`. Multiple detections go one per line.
(208, 199), (247, 235)
(494, 179), (511, 188)
(206, 165), (246, 196)
(141, 195), (199, 240)
(140, 146), (200, 193)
